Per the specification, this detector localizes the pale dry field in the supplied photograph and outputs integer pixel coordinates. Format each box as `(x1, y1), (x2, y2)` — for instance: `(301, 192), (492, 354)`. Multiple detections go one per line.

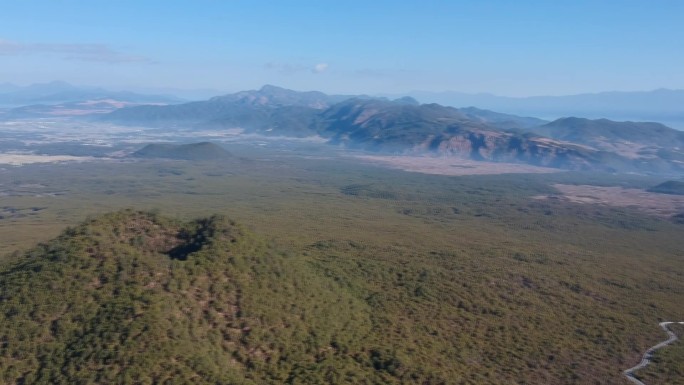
(0, 154), (97, 166)
(354, 155), (560, 176)
(538, 184), (684, 217)
(353, 155), (684, 218)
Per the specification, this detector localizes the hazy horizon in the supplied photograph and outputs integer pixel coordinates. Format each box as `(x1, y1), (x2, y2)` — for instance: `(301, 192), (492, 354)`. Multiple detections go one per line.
(1, 1), (683, 97)
(3, 79), (684, 100)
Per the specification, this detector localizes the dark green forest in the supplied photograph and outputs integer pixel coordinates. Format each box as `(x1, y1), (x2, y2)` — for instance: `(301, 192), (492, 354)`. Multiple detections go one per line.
(0, 151), (682, 384)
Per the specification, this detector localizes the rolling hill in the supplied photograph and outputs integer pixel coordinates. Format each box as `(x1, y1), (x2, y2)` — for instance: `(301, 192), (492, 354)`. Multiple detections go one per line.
(0, 210), (377, 384)
(526, 117), (684, 172)
(527, 117), (684, 150)
(648, 180), (684, 195)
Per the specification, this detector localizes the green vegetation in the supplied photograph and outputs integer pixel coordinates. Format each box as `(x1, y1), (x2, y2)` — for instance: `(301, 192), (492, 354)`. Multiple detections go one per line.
(0, 149), (683, 384)
(0, 210), (378, 384)
(132, 142), (232, 161)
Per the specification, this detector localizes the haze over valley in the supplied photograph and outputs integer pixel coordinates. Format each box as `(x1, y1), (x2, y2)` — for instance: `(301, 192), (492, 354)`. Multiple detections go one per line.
(2, 83), (683, 175)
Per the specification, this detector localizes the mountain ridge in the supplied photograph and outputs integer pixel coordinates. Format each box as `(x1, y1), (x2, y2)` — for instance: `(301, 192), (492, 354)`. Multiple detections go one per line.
(101, 86), (684, 173)
(406, 88), (684, 128)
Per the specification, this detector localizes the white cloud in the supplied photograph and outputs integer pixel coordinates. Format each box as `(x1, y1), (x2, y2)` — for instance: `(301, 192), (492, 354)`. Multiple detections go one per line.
(312, 63), (329, 74)
(0, 38), (152, 64)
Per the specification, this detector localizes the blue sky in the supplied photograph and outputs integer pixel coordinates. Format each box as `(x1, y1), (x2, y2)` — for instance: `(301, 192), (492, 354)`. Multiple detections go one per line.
(1, 0), (682, 96)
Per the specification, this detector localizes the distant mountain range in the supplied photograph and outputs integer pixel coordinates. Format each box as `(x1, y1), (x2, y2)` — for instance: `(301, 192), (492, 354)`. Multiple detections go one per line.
(1, 82), (681, 173)
(5, 82), (684, 128)
(105, 85), (372, 136)
(0, 99), (162, 119)
(103, 85), (684, 174)
(406, 89), (684, 129)
(105, 85), (546, 131)
(0, 81), (182, 107)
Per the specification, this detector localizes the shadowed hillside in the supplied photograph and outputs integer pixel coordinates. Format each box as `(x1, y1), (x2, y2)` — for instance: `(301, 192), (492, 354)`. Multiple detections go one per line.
(103, 86), (684, 173)
(528, 117), (684, 150)
(648, 180), (684, 195)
